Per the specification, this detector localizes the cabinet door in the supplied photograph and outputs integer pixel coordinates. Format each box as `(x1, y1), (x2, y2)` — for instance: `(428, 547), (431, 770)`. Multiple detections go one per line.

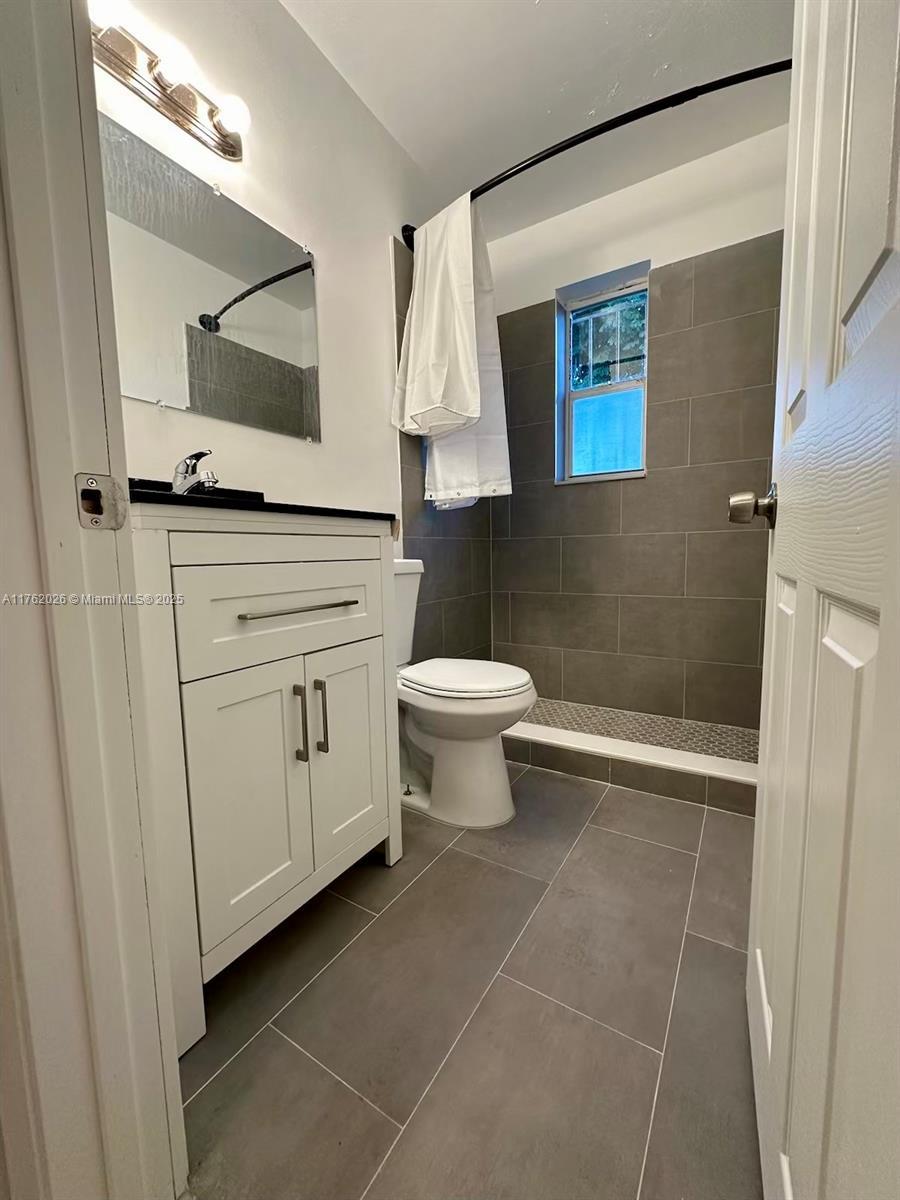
(181, 658), (313, 952)
(306, 638), (388, 866)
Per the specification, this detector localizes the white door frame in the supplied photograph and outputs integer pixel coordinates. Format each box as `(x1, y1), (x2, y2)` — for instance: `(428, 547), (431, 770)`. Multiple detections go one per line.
(0, 0), (185, 1196)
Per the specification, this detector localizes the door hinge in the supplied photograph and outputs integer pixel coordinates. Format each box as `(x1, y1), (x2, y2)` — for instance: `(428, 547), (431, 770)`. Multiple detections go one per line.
(75, 472), (127, 530)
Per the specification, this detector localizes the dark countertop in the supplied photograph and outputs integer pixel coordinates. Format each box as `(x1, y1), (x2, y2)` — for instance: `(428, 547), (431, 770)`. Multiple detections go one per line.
(128, 478), (395, 524)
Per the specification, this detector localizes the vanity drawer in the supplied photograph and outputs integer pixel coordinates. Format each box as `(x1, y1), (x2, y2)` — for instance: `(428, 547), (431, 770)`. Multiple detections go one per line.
(173, 559), (383, 681)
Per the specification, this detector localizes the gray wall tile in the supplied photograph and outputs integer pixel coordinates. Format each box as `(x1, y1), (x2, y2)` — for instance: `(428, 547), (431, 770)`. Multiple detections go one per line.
(689, 385), (776, 464)
(621, 460), (769, 534)
(692, 230), (783, 325)
(399, 431), (423, 469)
(502, 735), (530, 763)
(492, 538), (561, 593)
(497, 300), (556, 369)
(491, 494), (511, 538)
(608, 759), (707, 804)
(485, 234), (780, 727)
(647, 309), (776, 403)
(685, 662), (763, 729)
(492, 591), (510, 643)
(509, 420), (555, 483)
(620, 597), (761, 665)
(563, 650), (685, 717)
(410, 600), (443, 664)
(459, 644), (492, 660)
(646, 398), (690, 468)
(707, 777), (757, 817)
(494, 643), (562, 699)
(405, 537), (471, 603)
(507, 361), (556, 426)
(443, 592), (491, 657)
(686, 531), (768, 598)
(648, 257), (693, 336)
(562, 533), (686, 596)
(529, 742), (610, 781)
(472, 539), (491, 593)
(511, 478), (621, 537)
(510, 592), (618, 652)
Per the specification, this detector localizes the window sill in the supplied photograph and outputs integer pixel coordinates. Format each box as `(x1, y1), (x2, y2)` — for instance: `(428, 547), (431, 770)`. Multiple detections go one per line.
(554, 468), (646, 485)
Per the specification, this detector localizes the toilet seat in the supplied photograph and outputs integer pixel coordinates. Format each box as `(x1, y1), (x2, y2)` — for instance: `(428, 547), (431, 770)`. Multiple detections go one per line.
(398, 658), (533, 700)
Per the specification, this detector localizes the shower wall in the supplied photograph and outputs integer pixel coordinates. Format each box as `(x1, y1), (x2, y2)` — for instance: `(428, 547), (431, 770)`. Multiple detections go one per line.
(395, 238), (492, 662)
(492, 232), (783, 729)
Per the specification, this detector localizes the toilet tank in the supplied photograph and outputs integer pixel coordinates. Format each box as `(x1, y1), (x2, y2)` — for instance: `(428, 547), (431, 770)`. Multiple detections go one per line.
(393, 558), (424, 666)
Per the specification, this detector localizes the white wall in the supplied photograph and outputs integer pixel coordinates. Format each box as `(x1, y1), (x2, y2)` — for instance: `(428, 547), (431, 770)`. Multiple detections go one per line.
(108, 214), (316, 409)
(95, 0), (435, 512)
(489, 125), (789, 314)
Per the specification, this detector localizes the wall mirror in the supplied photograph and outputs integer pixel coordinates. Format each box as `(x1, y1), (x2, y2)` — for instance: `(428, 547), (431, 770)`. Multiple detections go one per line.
(98, 113), (319, 440)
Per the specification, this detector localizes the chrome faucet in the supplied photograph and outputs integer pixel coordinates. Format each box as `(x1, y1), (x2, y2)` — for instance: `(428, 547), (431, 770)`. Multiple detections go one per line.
(172, 449), (219, 495)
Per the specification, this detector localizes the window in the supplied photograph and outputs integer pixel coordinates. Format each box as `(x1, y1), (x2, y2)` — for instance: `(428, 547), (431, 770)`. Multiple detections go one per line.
(562, 282), (648, 482)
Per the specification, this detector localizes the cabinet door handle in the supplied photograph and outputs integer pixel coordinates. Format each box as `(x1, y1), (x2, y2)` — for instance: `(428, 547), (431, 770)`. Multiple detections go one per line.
(237, 599), (359, 622)
(314, 678), (329, 753)
(292, 683), (309, 762)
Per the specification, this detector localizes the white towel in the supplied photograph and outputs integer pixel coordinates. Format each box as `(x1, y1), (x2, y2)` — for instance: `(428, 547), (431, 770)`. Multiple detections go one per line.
(392, 194), (511, 504)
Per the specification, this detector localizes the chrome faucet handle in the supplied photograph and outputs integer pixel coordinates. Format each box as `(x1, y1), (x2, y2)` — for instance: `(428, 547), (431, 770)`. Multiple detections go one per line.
(173, 449), (218, 495)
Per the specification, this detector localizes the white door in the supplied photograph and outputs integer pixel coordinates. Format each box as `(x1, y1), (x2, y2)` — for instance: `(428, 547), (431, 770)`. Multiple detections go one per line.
(0, 0), (182, 1194)
(182, 659), (314, 951)
(748, 3), (900, 1199)
(307, 638), (389, 865)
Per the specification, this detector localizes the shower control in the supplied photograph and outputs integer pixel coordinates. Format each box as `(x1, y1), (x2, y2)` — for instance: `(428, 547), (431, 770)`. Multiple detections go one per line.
(729, 482), (777, 528)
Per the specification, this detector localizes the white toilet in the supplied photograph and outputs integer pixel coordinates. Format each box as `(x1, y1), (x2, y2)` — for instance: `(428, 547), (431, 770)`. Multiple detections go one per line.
(393, 559), (537, 828)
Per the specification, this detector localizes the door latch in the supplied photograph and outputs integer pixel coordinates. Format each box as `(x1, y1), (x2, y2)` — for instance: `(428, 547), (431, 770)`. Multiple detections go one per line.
(75, 473), (127, 530)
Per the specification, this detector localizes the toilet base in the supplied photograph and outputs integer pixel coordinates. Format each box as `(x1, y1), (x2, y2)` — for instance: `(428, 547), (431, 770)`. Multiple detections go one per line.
(400, 714), (516, 829)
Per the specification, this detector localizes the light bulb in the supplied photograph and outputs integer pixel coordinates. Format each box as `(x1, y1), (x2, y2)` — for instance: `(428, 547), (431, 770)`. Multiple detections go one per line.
(155, 36), (198, 87)
(88, 0), (131, 29)
(216, 94), (251, 136)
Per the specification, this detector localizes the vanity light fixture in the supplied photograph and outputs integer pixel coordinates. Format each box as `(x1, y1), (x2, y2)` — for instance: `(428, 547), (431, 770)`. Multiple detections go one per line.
(89, 4), (248, 161)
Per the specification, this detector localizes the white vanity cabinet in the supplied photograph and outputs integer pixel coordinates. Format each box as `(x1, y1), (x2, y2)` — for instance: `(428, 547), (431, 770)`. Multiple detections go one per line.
(130, 502), (401, 1056)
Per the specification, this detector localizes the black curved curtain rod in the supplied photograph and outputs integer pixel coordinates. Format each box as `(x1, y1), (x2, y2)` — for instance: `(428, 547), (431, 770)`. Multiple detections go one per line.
(401, 57), (792, 250)
(199, 260), (314, 333)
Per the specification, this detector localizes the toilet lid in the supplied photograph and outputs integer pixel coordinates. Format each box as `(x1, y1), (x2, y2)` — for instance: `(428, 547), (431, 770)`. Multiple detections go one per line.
(399, 658), (534, 699)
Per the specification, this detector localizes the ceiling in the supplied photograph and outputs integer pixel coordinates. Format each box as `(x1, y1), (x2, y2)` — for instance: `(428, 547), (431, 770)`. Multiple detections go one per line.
(282, 0), (794, 239)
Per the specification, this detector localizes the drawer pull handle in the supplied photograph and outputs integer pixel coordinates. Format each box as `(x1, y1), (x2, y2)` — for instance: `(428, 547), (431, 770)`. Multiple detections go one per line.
(236, 599), (359, 622)
(293, 683), (309, 763)
(314, 678), (329, 753)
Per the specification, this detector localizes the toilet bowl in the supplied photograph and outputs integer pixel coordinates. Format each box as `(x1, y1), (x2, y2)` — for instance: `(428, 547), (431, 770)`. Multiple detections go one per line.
(393, 560), (536, 828)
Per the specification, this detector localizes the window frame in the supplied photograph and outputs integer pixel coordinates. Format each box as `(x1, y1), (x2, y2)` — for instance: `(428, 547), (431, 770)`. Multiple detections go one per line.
(559, 278), (649, 485)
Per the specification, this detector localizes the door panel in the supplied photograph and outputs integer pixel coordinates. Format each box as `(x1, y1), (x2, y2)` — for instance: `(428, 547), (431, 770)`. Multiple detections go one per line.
(307, 638), (388, 866)
(788, 599), (879, 1196)
(182, 658), (313, 951)
(749, 2), (900, 1198)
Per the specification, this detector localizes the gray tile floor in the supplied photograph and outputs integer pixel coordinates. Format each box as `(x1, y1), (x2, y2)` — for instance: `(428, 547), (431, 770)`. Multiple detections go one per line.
(526, 696), (760, 763)
(181, 768), (761, 1200)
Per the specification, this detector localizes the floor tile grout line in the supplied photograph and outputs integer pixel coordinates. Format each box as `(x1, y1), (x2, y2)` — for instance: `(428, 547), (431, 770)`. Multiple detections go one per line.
(182, 833), (466, 1109)
(359, 795), (606, 1200)
(326, 889), (378, 917)
(496, 973), (662, 1057)
(585, 822), (698, 857)
(450, 845), (550, 885)
(602, 784), (707, 811)
(685, 928), (748, 954)
(634, 803), (707, 1200)
(268, 1023), (403, 1130)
